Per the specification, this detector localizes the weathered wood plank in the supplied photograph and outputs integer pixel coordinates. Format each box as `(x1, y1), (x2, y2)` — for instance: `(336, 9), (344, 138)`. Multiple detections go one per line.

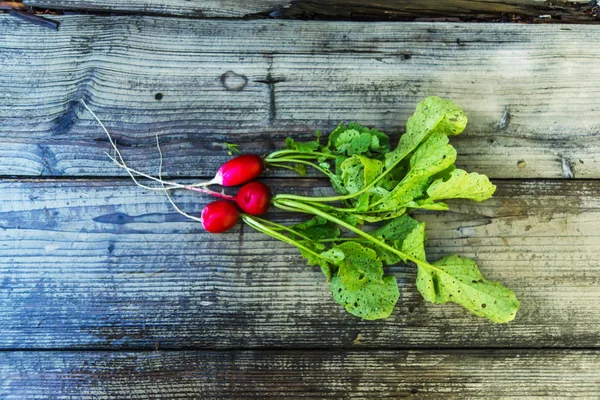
(0, 178), (599, 349)
(25, 0), (287, 18)
(23, 0), (597, 22)
(1, 350), (599, 399)
(279, 0), (597, 23)
(2, 16), (600, 179)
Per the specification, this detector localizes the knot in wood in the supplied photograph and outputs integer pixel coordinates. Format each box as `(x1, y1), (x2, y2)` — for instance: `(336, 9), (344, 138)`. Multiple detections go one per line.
(221, 71), (248, 91)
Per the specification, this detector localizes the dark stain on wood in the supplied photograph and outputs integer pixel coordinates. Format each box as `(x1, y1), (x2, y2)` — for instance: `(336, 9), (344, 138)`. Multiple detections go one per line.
(36, 144), (59, 175)
(275, 0), (600, 24)
(50, 101), (80, 136)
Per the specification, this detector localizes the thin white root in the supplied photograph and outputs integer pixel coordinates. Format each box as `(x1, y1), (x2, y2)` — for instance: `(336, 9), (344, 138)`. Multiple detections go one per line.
(81, 99), (205, 224)
(81, 99), (199, 192)
(81, 99), (158, 191)
(155, 133), (204, 224)
(103, 152), (181, 191)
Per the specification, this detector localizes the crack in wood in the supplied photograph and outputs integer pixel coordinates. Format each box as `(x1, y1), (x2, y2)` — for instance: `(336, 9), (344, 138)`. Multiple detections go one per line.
(255, 74), (285, 125)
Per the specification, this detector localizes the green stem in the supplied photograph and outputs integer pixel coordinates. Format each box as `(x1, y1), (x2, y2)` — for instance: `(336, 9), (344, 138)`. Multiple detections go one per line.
(299, 237), (366, 243)
(273, 198), (442, 274)
(241, 214), (327, 263)
(268, 159), (336, 180)
(266, 149), (336, 161)
(267, 154), (328, 161)
(275, 198), (357, 214)
(265, 163), (300, 173)
(248, 215), (315, 243)
(274, 154), (407, 204)
(321, 204), (359, 213)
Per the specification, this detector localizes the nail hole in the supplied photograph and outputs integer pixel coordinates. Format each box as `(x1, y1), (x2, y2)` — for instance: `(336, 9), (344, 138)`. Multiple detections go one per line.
(155, 93), (163, 100)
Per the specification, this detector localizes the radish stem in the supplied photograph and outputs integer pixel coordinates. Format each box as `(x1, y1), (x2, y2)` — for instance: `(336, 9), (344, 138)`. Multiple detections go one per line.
(242, 214), (327, 263)
(265, 149), (336, 161)
(273, 198), (445, 274)
(266, 159), (336, 180)
(104, 152), (232, 199)
(247, 215), (316, 243)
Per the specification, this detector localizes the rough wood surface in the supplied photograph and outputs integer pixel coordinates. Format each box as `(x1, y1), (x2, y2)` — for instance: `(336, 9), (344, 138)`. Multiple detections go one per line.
(2, 349), (599, 399)
(0, 178), (598, 349)
(23, 0), (598, 22)
(2, 16), (600, 179)
(278, 0), (597, 23)
(25, 0), (287, 17)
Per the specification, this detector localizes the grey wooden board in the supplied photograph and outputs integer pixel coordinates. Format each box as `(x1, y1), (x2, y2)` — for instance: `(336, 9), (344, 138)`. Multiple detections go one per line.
(2, 16), (600, 179)
(2, 350), (599, 399)
(0, 178), (598, 349)
(24, 0), (287, 17)
(23, 0), (596, 22)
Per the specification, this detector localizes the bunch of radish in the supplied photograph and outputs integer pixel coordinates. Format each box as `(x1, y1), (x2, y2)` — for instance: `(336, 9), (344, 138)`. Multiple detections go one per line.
(198, 155), (271, 233)
(81, 98), (520, 323)
(153, 154), (271, 233)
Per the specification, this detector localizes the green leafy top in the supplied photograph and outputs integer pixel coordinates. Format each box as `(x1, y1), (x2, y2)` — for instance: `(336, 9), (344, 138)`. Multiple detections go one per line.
(252, 96), (518, 323)
(266, 96), (489, 223)
(285, 137), (320, 153)
(385, 96), (467, 169)
(328, 122), (390, 157)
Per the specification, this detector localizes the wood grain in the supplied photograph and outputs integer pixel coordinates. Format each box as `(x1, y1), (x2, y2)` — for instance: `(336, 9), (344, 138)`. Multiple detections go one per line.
(1, 349), (599, 399)
(0, 178), (598, 349)
(2, 16), (600, 179)
(23, 0), (597, 22)
(24, 0), (287, 17)
(279, 0), (597, 23)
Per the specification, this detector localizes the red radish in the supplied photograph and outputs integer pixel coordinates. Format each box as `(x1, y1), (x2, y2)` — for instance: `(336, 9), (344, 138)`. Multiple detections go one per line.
(236, 181), (271, 215)
(214, 154), (264, 187)
(201, 200), (239, 233)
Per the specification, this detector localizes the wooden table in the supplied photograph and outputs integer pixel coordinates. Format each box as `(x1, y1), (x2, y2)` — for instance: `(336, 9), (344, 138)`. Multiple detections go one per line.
(1, 1), (600, 398)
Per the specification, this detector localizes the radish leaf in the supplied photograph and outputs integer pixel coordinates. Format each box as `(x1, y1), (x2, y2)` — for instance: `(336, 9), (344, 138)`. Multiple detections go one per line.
(327, 242), (398, 320)
(417, 255), (520, 323)
(385, 96), (467, 169)
(427, 169), (496, 202)
(331, 275), (399, 320)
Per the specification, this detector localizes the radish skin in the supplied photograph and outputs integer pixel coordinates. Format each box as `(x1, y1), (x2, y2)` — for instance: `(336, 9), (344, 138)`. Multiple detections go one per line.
(236, 181), (271, 215)
(215, 154), (264, 187)
(201, 200), (239, 233)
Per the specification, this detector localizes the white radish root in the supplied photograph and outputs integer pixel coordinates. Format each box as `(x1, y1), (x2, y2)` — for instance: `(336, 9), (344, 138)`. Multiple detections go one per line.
(80, 99), (233, 224)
